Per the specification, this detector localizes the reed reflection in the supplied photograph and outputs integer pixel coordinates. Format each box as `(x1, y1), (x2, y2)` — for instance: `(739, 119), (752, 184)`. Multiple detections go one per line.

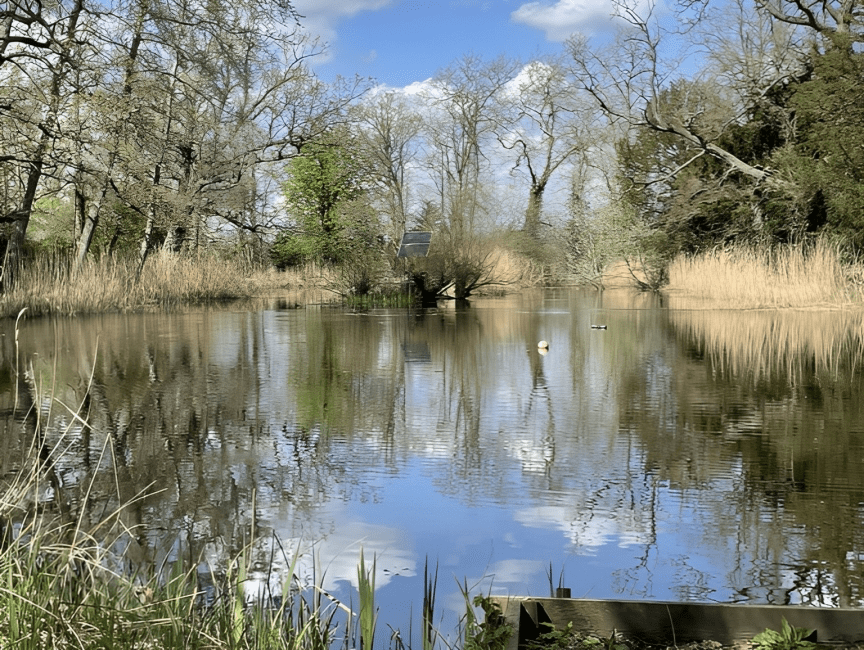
(661, 307), (864, 605)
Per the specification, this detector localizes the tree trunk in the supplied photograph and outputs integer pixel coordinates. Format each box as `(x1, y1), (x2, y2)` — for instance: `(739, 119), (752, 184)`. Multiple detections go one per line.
(74, 9), (146, 268)
(4, 140), (46, 288)
(4, 0), (84, 288)
(523, 184), (545, 239)
(76, 189), (107, 267)
(135, 204), (157, 280)
(74, 184), (86, 242)
(135, 55), (179, 277)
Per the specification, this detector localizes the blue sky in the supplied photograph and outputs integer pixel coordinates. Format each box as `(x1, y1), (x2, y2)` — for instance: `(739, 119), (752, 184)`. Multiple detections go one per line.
(293, 0), (627, 87)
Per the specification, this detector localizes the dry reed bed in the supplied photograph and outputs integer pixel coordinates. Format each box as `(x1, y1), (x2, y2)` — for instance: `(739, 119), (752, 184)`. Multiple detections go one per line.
(0, 255), (335, 318)
(0, 242), (541, 318)
(666, 242), (864, 309)
(485, 245), (544, 290)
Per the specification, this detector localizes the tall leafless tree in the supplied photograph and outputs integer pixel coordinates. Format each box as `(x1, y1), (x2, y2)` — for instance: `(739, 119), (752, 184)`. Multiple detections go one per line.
(423, 54), (518, 236)
(496, 57), (598, 239)
(354, 90), (421, 245)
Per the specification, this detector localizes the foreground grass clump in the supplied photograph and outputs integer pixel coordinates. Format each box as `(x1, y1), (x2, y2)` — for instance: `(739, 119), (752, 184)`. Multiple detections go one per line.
(0, 254), (339, 318)
(665, 240), (864, 309)
(0, 529), (350, 649)
(0, 472), (347, 648)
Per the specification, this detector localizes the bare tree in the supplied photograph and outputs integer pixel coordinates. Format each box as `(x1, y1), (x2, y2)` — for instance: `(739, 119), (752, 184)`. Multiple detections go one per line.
(422, 54), (518, 236)
(698, 0), (808, 107)
(753, 0), (863, 41)
(496, 57), (598, 239)
(1, 0), (369, 283)
(65, 0), (362, 273)
(353, 90), (421, 245)
(0, 0), (67, 68)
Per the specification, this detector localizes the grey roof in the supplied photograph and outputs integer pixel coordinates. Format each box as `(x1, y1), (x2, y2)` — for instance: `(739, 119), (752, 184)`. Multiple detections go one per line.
(397, 231), (432, 258)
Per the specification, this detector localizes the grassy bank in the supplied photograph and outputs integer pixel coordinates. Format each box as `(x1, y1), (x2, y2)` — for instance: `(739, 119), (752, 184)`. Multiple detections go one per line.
(0, 492), (357, 648)
(0, 254), (339, 318)
(665, 241), (864, 309)
(0, 242), (542, 318)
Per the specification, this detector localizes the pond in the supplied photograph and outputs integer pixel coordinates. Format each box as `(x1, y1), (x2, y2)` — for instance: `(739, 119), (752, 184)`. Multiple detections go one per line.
(3, 288), (864, 642)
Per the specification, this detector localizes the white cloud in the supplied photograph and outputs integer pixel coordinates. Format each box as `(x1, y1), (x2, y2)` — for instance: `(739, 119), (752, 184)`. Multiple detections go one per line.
(268, 502), (417, 593)
(365, 78), (439, 102)
(294, 0), (393, 44)
(400, 78), (437, 97)
(511, 0), (619, 41)
(514, 504), (654, 553)
(501, 60), (553, 99)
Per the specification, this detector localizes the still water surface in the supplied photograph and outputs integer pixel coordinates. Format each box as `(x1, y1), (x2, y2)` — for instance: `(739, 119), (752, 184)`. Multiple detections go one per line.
(4, 288), (864, 638)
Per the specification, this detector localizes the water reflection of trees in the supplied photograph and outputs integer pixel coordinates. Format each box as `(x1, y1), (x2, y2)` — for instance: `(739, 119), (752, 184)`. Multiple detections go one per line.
(5, 296), (864, 607)
(655, 308), (864, 606)
(1, 313), (354, 569)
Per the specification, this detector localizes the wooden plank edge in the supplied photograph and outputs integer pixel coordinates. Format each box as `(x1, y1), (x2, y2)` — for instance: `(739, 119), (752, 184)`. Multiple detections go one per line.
(491, 597), (864, 648)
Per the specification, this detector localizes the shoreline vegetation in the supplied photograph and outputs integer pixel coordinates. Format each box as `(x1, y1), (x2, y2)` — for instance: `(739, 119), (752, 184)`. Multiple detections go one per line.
(2, 239), (864, 319)
(664, 241), (864, 310)
(0, 253), (334, 319)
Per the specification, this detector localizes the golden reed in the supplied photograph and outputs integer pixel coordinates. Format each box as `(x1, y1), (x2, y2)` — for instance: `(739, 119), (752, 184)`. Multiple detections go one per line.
(665, 240), (864, 310)
(0, 253), (332, 318)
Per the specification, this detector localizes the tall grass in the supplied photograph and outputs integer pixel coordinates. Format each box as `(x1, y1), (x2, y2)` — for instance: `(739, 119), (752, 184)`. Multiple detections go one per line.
(356, 549), (378, 650)
(666, 240), (864, 309)
(483, 245), (544, 292)
(422, 558), (439, 650)
(0, 511), (347, 649)
(0, 253), (340, 318)
(0, 243), (539, 318)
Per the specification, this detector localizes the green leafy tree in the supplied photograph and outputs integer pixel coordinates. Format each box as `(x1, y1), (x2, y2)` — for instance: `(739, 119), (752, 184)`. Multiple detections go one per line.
(273, 137), (386, 295)
(782, 41), (864, 247)
(275, 138), (365, 266)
